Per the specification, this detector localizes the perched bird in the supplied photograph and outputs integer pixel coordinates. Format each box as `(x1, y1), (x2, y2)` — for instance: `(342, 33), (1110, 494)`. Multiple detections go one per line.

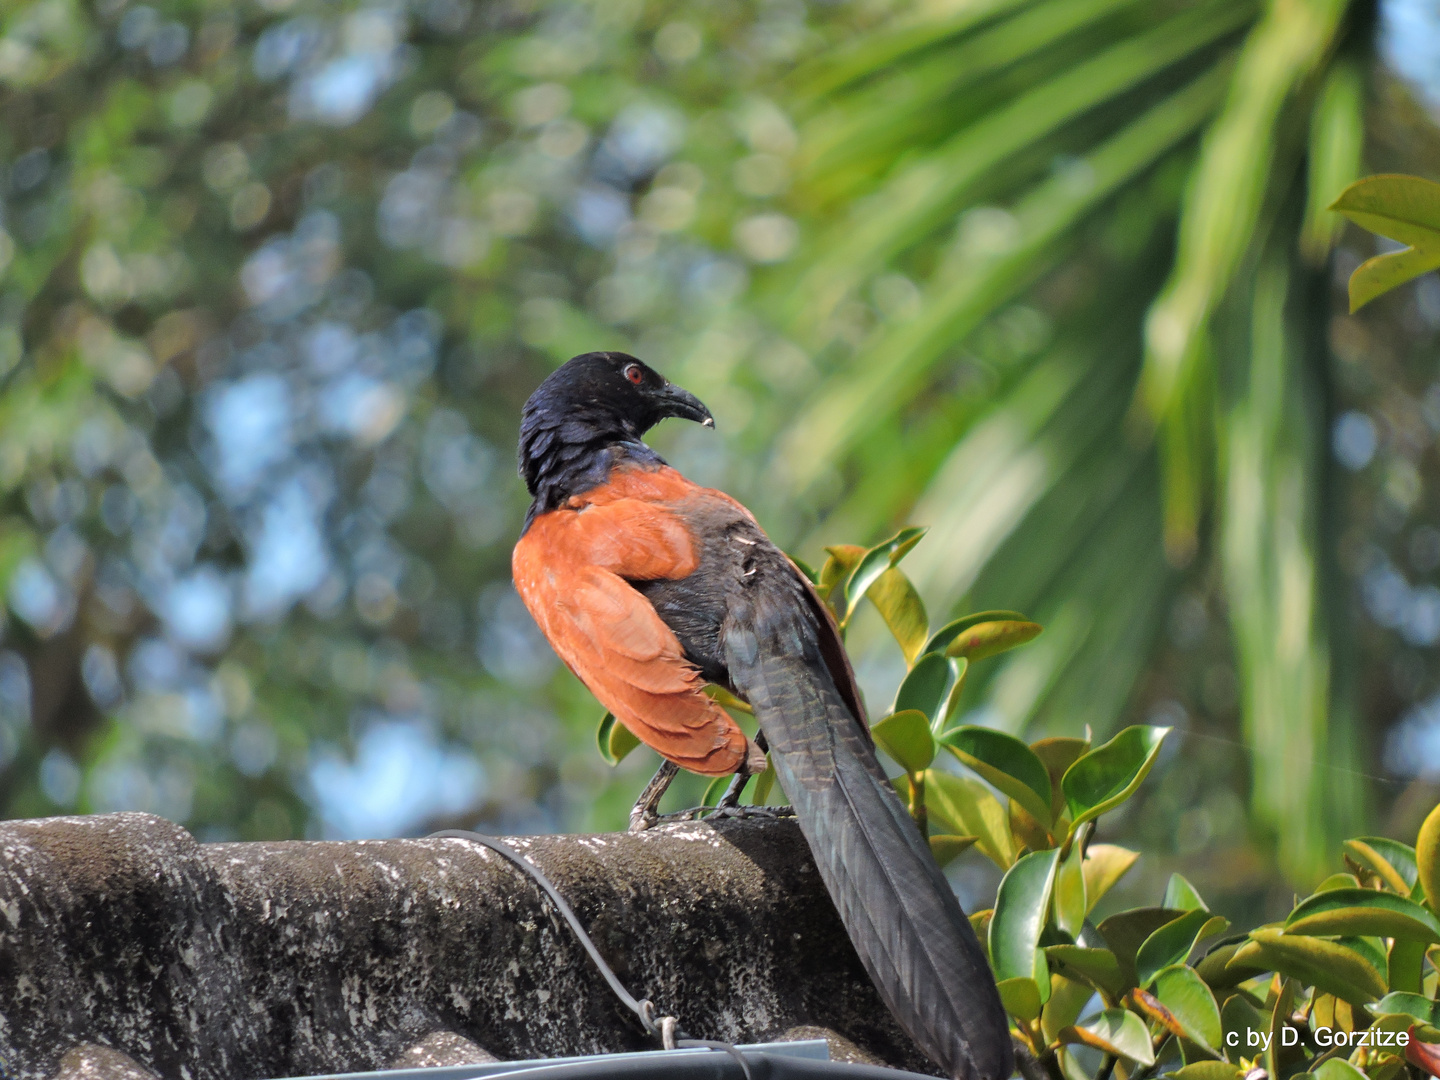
(512, 351), (1012, 1080)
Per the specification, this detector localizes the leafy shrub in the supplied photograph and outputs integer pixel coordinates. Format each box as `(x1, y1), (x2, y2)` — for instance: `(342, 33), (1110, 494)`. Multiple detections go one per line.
(595, 529), (1440, 1080)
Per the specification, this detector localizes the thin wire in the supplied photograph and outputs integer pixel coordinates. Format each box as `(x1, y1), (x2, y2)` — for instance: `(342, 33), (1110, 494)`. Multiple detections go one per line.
(428, 829), (754, 1080)
(1173, 727), (1412, 789)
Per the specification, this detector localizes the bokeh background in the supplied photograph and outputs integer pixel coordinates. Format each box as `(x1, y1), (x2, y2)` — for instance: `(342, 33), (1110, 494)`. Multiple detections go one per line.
(3, 0), (1440, 918)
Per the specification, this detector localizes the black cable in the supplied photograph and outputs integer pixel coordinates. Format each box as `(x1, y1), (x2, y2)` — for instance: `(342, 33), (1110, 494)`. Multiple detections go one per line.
(429, 829), (754, 1080)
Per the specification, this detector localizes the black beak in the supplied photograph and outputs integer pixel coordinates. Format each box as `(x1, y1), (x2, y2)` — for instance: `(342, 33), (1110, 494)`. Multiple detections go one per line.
(654, 383), (715, 428)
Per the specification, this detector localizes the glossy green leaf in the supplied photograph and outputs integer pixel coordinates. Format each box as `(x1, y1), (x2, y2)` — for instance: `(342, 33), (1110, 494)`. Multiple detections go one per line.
(867, 567), (929, 664)
(1285, 888), (1440, 943)
(943, 619), (1043, 662)
(1082, 844), (1139, 914)
(1062, 725), (1170, 829)
(1220, 994), (1266, 1065)
(938, 656), (969, 729)
(939, 725), (1053, 825)
(1370, 992), (1440, 1025)
(789, 555), (819, 585)
(1230, 927), (1386, 1005)
(996, 976), (1043, 1022)
(924, 769), (1016, 869)
(1054, 841), (1087, 938)
(1330, 175), (1440, 312)
(751, 757), (777, 806)
(1032, 736), (1092, 821)
(819, 545), (865, 598)
(991, 848), (1060, 984)
(1149, 965), (1223, 1051)
(957, 622), (1037, 667)
(872, 709), (936, 773)
(928, 834), (978, 868)
(1137, 909), (1229, 987)
(892, 652), (956, 723)
(1195, 940), (1265, 991)
(1043, 973), (1099, 1045)
(924, 610), (1030, 656)
(1311, 1060), (1369, 1080)
(1389, 936), (1425, 994)
(1316, 872), (1362, 892)
(596, 712), (640, 766)
(1344, 837), (1419, 895)
(1166, 1064), (1242, 1080)
(1046, 945), (1125, 998)
(1098, 906), (1188, 989)
(1417, 801), (1440, 907)
(1264, 978), (1295, 1080)
(702, 775), (729, 807)
(842, 526), (928, 623)
(1060, 1008), (1156, 1066)
(1164, 873), (1208, 912)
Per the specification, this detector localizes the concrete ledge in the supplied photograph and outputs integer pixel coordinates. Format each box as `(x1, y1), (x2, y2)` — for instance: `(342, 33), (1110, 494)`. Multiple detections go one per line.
(0, 812), (939, 1079)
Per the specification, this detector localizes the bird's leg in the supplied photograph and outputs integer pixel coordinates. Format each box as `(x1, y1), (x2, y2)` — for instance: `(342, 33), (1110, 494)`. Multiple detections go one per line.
(628, 760), (680, 833)
(700, 733), (794, 822)
(715, 731), (769, 810)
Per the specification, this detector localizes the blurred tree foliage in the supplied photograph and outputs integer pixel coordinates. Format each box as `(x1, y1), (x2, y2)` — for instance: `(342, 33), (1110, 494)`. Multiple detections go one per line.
(1, 0), (1439, 896)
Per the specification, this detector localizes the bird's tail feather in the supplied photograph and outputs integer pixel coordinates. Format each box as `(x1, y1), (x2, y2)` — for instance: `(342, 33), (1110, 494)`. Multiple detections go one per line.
(728, 619), (1012, 1080)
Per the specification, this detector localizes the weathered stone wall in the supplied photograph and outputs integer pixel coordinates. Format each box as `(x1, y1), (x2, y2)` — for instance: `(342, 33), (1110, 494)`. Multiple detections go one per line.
(0, 812), (940, 1080)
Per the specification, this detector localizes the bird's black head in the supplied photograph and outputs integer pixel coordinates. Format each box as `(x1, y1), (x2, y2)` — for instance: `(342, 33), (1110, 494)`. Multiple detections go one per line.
(518, 351), (713, 508)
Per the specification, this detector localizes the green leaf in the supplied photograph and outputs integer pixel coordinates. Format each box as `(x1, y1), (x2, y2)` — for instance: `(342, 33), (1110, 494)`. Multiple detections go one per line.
(867, 567), (929, 664)
(1148, 966), (1223, 1052)
(1330, 175), (1440, 312)
(702, 775), (729, 807)
(1370, 992), (1440, 1025)
(1044, 973), (1099, 1046)
(789, 555), (819, 585)
(1417, 800), (1440, 907)
(1311, 1060), (1369, 1080)
(1230, 927), (1386, 1005)
(1195, 940), (1265, 991)
(1316, 873), (1362, 892)
(996, 976), (1044, 1022)
(1389, 936), (1426, 994)
(751, 757), (777, 806)
(1344, 837), (1420, 896)
(938, 725), (1053, 825)
(596, 712), (640, 766)
(1062, 725), (1170, 830)
(893, 652), (956, 722)
(943, 619), (1043, 662)
(928, 833), (978, 868)
(1054, 841), (1087, 938)
(1032, 736), (1092, 820)
(1046, 945), (1126, 998)
(1060, 1008), (1156, 1066)
(1164, 873), (1208, 912)
(1220, 994), (1266, 1065)
(842, 526), (928, 623)
(1166, 1064), (1242, 1080)
(1285, 888), (1440, 944)
(924, 769), (1016, 868)
(924, 610), (1030, 655)
(1137, 909), (1229, 988)
(819, 545), (865, 598)
(1098, 907), (1188, 990)
(872, 709), (936, 773)
(1082, 844), (1139, 914)
(991, 848), (1060, 985)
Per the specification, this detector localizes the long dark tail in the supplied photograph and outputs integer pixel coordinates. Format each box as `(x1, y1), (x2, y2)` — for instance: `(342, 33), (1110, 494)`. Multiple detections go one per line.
(725, 598), (1013, 1080)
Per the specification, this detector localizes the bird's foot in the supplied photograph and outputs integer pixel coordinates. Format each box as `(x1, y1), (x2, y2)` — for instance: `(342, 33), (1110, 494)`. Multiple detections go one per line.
(653, 804), (796, 824)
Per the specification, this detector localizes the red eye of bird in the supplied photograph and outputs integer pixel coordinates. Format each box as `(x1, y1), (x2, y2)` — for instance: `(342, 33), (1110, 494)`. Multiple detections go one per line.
(624, 364), (644, 385)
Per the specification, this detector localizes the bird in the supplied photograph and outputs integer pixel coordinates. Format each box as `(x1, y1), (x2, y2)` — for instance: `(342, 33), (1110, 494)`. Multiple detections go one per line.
(511, 351), (1013, 1080)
